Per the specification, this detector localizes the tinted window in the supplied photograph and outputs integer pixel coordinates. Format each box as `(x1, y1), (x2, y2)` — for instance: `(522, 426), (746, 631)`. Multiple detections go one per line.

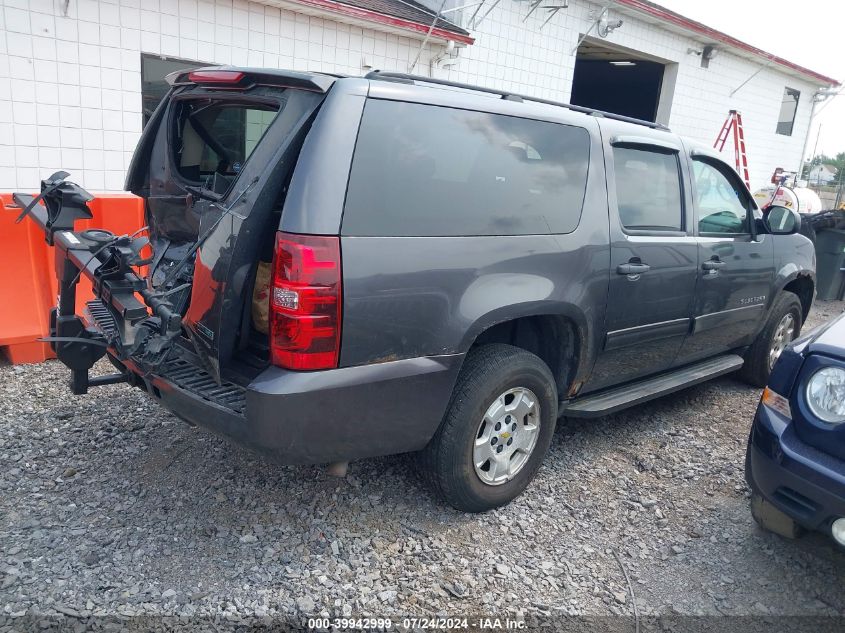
(342, 100), (590, 236)
(693, 159), (751, 234)
(613, 146), (683, 231)
(776, 87), (800, 136)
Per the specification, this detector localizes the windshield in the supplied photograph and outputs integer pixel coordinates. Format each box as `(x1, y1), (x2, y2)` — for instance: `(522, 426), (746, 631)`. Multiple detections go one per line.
(171, 99), (280, 186)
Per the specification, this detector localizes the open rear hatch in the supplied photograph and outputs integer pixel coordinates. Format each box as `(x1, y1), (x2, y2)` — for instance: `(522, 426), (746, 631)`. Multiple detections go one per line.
(12, 67), (333, 391)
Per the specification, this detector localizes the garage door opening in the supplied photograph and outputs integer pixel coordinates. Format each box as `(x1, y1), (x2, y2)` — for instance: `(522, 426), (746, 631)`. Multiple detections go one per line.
(571, 39), (676, 125)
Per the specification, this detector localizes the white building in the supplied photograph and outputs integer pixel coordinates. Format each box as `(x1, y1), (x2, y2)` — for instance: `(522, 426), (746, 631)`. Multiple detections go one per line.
(0, 0), (839, 192)
(808, 163), (838, 185)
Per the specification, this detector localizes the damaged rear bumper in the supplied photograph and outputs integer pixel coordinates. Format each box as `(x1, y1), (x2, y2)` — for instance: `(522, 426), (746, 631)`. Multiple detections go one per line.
(13, 175), (464, 465)
(138, 352), (464, 465)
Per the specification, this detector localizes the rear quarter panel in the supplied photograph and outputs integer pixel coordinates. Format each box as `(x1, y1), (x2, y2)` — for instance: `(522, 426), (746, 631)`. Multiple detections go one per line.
(281, 79), (369, 235)
(340, 233), (609, 373)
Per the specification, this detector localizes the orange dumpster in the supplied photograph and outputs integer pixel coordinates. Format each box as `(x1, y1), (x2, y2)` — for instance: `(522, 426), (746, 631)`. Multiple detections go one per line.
(0, 193), (145, 364)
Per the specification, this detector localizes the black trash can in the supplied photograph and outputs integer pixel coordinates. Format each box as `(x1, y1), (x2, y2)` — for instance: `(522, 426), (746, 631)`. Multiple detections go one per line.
(815, 228), (845, 300)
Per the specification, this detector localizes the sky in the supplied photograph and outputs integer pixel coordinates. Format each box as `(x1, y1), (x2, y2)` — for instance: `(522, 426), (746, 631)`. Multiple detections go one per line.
(654, 0), (844, 160)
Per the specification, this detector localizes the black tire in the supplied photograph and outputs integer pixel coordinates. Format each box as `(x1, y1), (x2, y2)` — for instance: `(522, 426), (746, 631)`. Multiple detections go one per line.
(739, 292), (803, 387)
(419, 344), (558, 513)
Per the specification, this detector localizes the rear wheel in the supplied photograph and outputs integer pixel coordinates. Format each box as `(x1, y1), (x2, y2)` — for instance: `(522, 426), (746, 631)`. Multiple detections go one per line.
(739, 292), (802, 387)
(420, 344), (557, 512)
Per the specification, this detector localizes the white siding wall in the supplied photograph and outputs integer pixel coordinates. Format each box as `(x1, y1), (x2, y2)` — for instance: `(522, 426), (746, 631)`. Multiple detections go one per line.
(0, 0), (824, 192)
(441, 0), (820, 190)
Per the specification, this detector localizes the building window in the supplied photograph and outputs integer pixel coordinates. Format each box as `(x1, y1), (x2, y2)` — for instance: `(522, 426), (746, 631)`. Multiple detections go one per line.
(141, 54), (203, 127)
(776, 87), (800, 136)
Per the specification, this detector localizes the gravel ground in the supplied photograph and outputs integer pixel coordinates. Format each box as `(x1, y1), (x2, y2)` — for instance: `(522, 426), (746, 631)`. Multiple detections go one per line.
(1, 301), (844, 630)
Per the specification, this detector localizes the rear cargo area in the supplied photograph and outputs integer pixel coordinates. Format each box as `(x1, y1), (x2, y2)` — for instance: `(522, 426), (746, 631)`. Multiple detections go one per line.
(12, 70), (334, 396)
(121, 73), (328, 383)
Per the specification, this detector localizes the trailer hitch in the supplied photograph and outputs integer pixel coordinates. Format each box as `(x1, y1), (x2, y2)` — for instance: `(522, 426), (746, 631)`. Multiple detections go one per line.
(11, 173), (186, 393)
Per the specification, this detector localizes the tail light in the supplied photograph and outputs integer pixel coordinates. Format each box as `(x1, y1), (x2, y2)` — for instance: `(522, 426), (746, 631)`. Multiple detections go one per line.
(269, 232), (342, 370)
(188, 70), (245, 84)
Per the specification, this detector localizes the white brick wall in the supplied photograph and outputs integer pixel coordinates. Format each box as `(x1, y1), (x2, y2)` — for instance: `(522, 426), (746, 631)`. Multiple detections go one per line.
(0, 0), (826, 192)
(440, 0), (821, 190)
(0, 0), (447, 191)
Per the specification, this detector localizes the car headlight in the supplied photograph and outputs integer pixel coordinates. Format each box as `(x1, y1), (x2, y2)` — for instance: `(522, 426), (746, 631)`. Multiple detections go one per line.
(805, 366), (845, 424)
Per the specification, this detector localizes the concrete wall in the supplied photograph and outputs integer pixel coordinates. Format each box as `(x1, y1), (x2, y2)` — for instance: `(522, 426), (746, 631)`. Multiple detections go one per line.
(0, 0), (824, 192)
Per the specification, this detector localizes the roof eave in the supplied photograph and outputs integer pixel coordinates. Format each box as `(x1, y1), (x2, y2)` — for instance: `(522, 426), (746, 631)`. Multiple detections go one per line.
(262, 0), (474, 45)
(616, 0), (840, 87)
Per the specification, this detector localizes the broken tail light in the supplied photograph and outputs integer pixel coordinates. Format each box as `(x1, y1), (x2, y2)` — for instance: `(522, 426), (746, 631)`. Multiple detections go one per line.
(270, 232), (341, 370)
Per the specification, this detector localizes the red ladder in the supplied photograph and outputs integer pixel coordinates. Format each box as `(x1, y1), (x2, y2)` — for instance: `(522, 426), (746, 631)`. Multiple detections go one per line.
(714, 110), (751, 189)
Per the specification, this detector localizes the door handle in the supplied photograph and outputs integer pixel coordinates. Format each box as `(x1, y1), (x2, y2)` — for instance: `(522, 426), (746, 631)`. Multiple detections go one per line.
(616, 262), (651, 275)
(701, 259), (726, 271)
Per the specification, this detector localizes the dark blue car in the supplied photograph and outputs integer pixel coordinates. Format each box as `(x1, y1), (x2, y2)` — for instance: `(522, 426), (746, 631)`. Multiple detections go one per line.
(746, 311), (845, 545)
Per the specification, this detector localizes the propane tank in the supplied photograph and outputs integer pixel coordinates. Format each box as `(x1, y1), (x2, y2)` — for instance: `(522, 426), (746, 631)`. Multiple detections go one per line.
(753, 184), (823, 214)
(754, 169), (824, 213)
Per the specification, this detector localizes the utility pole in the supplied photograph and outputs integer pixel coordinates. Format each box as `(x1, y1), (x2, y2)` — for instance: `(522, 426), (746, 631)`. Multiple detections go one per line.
(834, 164), (845, 210)
(811, 124), (822, 185)
(799, 98), (821, 177)
(799, 85), (841, 176)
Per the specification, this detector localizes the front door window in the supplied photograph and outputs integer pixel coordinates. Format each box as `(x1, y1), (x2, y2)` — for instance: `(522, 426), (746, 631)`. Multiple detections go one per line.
(693, 160), (751, 235)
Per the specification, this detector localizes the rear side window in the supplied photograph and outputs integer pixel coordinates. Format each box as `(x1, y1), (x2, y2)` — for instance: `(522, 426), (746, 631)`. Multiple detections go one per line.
(342, 100), (590, 236)
(613, 146), (683, 232)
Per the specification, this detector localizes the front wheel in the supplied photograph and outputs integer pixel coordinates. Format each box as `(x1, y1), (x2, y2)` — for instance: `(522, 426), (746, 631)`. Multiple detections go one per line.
(419, 344), (558, 513)
(739, 292), (803, 387)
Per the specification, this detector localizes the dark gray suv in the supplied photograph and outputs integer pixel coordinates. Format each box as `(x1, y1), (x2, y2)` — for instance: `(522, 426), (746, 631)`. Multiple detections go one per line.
(14, 68), (815, 512)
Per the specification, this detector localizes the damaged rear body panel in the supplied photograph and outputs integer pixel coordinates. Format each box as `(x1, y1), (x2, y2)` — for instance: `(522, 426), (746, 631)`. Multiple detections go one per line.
(10, 71), (467, 468)
(128, 70), (331, 381)
(14, 68), (334, 389)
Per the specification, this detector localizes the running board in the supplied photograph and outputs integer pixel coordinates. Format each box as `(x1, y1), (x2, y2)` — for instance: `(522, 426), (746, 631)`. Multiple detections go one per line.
(561, 354), (744, 418)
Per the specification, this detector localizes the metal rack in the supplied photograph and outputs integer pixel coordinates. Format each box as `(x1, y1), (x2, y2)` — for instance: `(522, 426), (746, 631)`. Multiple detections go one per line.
(468, 0), (568, 30)
(364, 70), (671, 131)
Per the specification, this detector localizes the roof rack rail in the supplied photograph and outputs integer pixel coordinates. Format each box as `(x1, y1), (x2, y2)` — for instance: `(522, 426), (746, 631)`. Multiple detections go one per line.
(364, 70), (670, 132)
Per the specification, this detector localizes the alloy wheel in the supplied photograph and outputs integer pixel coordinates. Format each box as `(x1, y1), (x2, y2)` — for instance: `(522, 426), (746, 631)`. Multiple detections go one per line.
(768, 313), (796, 371)
(473, 387), (540, 486)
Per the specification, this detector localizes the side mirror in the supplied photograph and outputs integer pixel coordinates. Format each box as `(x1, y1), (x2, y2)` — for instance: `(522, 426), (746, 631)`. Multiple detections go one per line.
(765, 205), (801, 235)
